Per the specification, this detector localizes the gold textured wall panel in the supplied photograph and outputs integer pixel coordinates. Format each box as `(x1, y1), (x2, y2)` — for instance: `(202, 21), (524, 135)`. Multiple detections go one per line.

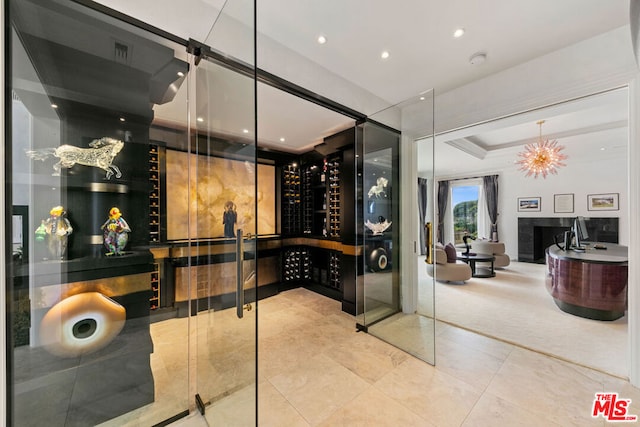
(165, 150), (276, 240)
(34, 272), (151, 309)
(174, 256), (279, 302)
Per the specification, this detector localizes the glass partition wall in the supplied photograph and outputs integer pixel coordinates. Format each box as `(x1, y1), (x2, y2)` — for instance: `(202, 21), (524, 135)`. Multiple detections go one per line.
(192, 3), (258, 420)
(6, 0), (257, 425)
(357, 90), (436, 365)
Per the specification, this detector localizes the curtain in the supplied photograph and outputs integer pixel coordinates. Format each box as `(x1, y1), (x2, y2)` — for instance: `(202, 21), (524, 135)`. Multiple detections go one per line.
(437, 180), (449, 244)
(417, 178), (428, 255)
(632, 0), (640, 66)
(483, 174), (499, 241)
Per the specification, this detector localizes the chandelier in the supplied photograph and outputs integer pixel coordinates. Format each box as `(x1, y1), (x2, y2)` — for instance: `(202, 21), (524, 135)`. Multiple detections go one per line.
(516, 120), (567, 178)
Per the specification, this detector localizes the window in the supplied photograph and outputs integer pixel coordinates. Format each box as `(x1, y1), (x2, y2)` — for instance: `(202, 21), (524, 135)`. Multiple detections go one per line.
(442, 178), (489, 245)
(452, 185), (479, 243)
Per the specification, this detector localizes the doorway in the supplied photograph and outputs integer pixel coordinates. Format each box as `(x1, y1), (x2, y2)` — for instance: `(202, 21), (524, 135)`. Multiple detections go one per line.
(419, 88), (629, 377)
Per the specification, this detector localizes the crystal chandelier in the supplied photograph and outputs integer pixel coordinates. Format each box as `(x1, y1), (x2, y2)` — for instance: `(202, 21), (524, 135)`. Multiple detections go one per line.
(516, 120), (567, 178)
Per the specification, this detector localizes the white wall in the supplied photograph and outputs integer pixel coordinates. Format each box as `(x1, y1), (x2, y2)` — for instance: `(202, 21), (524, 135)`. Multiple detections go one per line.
(423, 26), (637, 261)
(434, 26), (638, 134)
(500, 144), (628, 260)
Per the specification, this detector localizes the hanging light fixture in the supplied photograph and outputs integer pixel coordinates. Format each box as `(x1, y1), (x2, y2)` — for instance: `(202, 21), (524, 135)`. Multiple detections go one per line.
(516, 120), (567, 178)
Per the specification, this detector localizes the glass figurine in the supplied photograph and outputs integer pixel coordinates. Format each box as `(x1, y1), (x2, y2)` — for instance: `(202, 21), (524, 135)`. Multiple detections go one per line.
(36, 205), (73, 260)
(27, 136), (124, 179)
(101, 207), (131, 256)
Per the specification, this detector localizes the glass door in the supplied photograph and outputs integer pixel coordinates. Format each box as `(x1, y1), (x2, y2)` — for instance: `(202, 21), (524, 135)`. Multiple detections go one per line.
(187, 58), (258, 423)
(6, 0), (257, 425)
(6, 1), (192, 425)
(189, 0), (257, 423)
(358, 90), (436, 365)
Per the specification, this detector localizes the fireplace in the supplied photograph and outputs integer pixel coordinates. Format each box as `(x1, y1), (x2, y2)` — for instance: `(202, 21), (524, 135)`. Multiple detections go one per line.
(518, 217), (618, 263)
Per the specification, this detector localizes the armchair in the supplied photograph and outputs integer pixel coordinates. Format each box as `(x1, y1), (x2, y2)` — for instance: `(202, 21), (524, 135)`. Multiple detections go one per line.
(426, 244), (472, 283)
(472, 240), (510, 268)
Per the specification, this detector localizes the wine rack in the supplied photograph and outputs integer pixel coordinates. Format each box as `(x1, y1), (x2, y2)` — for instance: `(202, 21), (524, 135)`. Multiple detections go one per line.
(302, 166), (313, 234)
(150, 262), (160, 310)
(329, 251), (342, 290)
(149, 144), (160, 243)
(282, 247), (311, 282)
(327, 158), (340, 238)
(282, 164), (301, 235)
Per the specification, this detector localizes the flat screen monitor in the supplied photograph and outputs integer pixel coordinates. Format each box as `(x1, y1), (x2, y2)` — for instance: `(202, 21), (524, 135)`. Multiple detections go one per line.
(573, 216), (589, 249)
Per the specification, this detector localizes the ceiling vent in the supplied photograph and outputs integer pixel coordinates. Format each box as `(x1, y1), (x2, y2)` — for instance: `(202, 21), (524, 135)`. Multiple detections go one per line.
(113, 40), (131, 65)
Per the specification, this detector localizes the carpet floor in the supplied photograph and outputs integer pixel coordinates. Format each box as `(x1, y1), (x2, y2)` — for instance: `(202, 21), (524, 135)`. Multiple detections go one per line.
(422, 259), (627, 378)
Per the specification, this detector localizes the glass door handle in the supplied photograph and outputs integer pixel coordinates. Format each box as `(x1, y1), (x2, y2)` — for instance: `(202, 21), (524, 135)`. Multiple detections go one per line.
(236, 228), (244, 318)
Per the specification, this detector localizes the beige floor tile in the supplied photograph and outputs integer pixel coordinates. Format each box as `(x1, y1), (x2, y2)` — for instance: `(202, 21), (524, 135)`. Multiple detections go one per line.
(325, 328), (409, 384)
(259, 324), (341, 380)
(258, 380), (311, 427)
(436, 321), (514, 361)
(285, 288), (344, 316)
(375, 356), (483, 427)
(462, 392), (564, 427)
(486, 347), (607, 426)
(268, 353), (370, 425)
(93, 286), (638, 427)
(258, 302), (325, 339)
(599, 376), (640, 423)
(318, 386), (434, 427)
(435, 335), (506, 391)
(369, 313), (436, 362)
(205, 383), (256, 425)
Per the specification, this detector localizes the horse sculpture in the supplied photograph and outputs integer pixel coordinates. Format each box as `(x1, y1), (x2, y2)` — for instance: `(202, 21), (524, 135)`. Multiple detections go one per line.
(367, 176), (389, 198)
(26, 137), (124, 180)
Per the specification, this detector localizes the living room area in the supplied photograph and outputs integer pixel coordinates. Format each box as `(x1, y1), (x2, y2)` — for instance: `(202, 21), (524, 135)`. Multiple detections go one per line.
(416, 85), (629, 379)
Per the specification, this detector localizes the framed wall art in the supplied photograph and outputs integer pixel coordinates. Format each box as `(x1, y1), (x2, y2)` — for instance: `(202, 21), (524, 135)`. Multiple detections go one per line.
(554, 193), (574, 213)
(587, 193), (619, 211)
(518, 197), (541, 212)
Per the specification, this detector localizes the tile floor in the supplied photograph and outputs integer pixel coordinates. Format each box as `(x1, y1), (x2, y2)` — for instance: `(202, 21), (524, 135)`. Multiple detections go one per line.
(168, 287), (640, 426)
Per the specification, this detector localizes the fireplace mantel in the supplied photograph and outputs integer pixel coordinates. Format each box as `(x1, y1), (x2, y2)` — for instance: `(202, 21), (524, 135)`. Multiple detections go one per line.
(517, 217), (618, 263)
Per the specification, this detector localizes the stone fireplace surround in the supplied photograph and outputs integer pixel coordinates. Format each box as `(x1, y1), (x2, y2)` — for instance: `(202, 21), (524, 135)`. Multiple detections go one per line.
(517, 217), (619, 263)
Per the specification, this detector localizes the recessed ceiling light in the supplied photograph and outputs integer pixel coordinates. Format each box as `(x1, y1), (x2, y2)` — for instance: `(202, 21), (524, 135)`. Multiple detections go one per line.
(177, 71), (185, 77)
(317, 35), (327, 44)
(381, 51), (390, 60)
(419, 96), (425, 101)
(280, 137), (285, 142)
(119, 117), (126, 122)
(601, 147), (606, 151)
(51, 103), (58, 109)
(243, 129), (249, 134)
(197, 117), (204, 123)
(453, 28), (465, 38)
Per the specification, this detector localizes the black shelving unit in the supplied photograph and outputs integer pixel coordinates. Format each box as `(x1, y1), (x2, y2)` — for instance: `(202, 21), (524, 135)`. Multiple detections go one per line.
(282, 164), (301, 235)
(282, 247), (311, 282)
(302, 167), (313, 234)
(329, 251), (342, 290)
(149, 144), (160, 243)
(328, 157), (341, 238)
(278, 128), (357, 309)
(150, 262), (160, 310)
